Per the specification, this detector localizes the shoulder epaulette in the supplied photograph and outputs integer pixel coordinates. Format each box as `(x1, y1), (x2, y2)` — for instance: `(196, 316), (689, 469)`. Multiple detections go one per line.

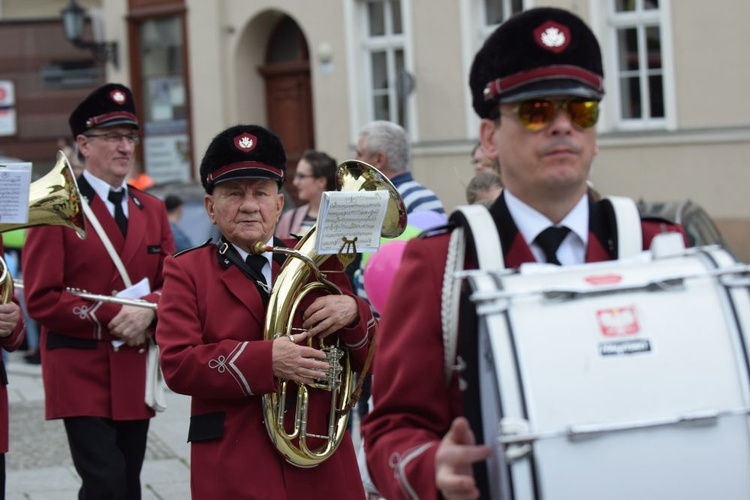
(173, 238), (213, 258)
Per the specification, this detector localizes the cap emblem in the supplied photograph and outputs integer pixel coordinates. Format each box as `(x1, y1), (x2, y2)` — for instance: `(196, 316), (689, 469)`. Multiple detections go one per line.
(110, 89), (127, 105)
(234, 133), (257, 152)
(534, 21), (571, 53)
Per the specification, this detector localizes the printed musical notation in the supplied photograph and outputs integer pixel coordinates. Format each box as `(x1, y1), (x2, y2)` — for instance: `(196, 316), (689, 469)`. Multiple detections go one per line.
(0, 162), (31, 224)
(315, 190), (390, 255)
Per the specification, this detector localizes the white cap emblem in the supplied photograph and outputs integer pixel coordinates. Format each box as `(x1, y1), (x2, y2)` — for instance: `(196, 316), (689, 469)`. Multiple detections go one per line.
(110, 90), (126, 105)
(541, 27), (566, 48)
(533, 21), (571, 54)
(234, 133), (257, 152)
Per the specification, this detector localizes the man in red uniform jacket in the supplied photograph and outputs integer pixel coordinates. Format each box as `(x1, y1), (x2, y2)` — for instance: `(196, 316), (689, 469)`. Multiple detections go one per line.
(23, 83), (175, 500)
(0, 244), (25, 497)
(360, 8), (685, 500)
(157, 124), (376, 499)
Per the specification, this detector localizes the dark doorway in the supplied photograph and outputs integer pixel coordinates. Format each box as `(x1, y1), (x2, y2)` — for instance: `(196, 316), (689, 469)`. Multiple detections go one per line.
(257, 16), (314, 206)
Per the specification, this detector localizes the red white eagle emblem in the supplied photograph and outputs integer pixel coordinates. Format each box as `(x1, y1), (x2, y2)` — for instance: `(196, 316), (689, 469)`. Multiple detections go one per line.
(110, 89), (127, 105)
(234, 133), (257, 152)
(534, 21), (571, 54)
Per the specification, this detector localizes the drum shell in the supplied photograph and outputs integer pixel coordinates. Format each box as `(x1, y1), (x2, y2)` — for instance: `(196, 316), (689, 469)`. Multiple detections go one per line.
(470, 245), (750, 500)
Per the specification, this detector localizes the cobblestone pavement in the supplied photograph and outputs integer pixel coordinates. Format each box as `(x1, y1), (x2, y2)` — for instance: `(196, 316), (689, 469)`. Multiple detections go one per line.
(4, 353), (365, 499)
(8, 401), (71, 471)
(8, 400), (178, 471)
(4, 354), (192, 499)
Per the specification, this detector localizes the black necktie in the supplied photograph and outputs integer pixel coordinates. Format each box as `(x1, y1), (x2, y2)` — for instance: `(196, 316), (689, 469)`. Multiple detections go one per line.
(108, 190), (128, 236)
(245, 254), (267, 287)
(535, 226), (570, 265)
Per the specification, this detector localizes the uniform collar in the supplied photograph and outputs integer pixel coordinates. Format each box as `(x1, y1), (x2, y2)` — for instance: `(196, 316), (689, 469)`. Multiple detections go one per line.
(503, 189), (588, 248)
(82, 170), (128, 202)
(231, 237), (273, 268)
(82, 170), (130, 217)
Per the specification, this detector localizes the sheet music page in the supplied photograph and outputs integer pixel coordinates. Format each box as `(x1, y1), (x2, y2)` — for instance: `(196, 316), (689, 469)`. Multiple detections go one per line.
(315, 190), (390, 255)
(116, 277), (151, 300)
(0, 162), (31, 224)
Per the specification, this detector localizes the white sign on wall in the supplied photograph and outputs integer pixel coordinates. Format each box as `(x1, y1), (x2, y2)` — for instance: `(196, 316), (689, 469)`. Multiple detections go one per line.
(0, 81), (17, 136)
(144, 134), (190, 184)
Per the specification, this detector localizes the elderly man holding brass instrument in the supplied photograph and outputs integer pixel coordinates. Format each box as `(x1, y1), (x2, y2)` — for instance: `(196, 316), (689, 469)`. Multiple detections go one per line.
(22, 83), (175, 500)
(156, 124), (376, 499)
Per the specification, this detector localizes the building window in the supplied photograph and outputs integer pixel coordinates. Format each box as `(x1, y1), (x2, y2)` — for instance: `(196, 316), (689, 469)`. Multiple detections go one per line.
(480, 0), (524, 34)
(41, 61), (103, 90)
(360, 0), (411, 127)
(138, 15), (190, 184)
(607, 0), (667, 128)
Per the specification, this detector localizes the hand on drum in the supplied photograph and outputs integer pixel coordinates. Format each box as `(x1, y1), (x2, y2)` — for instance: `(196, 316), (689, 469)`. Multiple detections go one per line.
(435, 417), (493, 500)
(0, 302), (20, 338)
(272, 331), (330, 385)
(301, 295), (358, 339)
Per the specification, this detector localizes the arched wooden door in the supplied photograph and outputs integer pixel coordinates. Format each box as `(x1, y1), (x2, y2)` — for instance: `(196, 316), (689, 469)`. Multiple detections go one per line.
(257, 16), (314, 205)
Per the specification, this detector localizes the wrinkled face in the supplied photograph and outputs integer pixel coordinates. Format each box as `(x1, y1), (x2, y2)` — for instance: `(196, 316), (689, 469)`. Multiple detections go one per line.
(293, 158), (327, 203)
(480, 95), (597, 204)
(204, 178), (284, 252)
(77, 125), (138, 188)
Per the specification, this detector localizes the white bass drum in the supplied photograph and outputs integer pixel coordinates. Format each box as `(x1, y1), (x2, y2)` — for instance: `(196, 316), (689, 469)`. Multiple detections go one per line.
(465, 240), (750, 500)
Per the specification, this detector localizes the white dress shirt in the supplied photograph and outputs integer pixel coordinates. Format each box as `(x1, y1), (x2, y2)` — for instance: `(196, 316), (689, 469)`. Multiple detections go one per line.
(83, 170), (129, 219)
(504, 190), (589, 266)
(233, 238), (273, 287)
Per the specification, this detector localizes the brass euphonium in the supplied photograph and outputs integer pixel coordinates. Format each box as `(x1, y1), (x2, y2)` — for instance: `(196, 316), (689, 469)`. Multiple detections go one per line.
(0, 150), (87, 303)
(254, 160), (407, 467)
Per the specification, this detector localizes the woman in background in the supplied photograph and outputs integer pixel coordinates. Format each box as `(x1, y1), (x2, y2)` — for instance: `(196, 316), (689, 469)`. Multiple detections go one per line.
(275, 150), (337, 239)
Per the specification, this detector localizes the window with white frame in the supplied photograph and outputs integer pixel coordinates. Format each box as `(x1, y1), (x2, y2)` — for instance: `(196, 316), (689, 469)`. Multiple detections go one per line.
(479, 0), (524, 36)
(360, 0), (409, 127)
(462, 1), (525, 135)
(607, 0), (667, 127)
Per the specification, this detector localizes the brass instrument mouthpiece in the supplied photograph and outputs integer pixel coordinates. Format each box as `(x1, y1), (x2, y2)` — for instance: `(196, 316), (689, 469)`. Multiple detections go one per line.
(251, 241), (270, 255)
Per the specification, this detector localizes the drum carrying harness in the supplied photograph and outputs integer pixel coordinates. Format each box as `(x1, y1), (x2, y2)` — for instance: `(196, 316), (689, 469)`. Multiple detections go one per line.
(441, 196), (642, 384)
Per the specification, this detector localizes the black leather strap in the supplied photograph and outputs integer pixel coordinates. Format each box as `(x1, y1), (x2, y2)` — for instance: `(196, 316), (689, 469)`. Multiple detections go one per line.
(217, 239), (269, 301)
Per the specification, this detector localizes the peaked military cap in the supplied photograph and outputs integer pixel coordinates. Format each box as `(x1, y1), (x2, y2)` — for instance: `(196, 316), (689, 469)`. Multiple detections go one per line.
(200, 124), (287, 193)
(69, 83), (139, 137)
(469, 7), (605, 118)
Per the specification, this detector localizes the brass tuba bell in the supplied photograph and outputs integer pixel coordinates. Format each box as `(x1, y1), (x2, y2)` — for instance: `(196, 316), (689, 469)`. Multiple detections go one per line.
(255, 160), (407, 467)
(0, 150), (87, 303)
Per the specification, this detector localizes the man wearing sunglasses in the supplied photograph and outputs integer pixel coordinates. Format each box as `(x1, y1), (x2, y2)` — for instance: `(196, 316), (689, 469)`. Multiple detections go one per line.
(22, 83), (175, 499)
(361, 7), (685, 500)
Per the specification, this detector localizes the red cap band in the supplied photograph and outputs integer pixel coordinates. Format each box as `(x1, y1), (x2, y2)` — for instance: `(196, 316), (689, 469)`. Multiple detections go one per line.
(483, 65), (604, 101)
(85, 111), (139, 128)
(206, 161), (285, 185)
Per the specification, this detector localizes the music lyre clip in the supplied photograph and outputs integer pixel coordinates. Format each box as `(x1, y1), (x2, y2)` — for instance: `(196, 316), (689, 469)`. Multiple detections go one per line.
(336, 236), (359, 271)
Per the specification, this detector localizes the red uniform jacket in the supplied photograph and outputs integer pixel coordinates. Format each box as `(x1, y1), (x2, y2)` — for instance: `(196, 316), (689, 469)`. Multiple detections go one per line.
(22, 178), (174, 421)
(0, 243), (25, 452)
(157, 240), (376, 499)
(361, 195), (686, 499)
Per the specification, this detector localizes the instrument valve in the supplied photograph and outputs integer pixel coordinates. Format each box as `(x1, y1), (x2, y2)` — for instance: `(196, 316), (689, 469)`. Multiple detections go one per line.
(311, 346), (344, 391)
